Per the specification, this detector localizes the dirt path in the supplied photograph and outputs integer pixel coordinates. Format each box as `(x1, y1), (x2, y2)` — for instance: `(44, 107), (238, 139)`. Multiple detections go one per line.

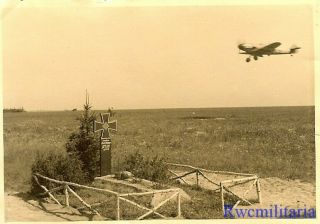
(5, 193), (66, 222)
(4, 192), (94, 222)
(255, 177), (315, 209)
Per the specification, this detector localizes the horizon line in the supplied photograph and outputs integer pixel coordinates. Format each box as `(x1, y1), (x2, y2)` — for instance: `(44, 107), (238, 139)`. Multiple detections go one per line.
(9, 104), (315, 112)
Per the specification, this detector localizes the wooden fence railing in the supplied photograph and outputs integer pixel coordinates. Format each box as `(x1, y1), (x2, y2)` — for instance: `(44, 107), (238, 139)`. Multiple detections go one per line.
(166, 163), (261, 214)
(33, 173), (181, 220)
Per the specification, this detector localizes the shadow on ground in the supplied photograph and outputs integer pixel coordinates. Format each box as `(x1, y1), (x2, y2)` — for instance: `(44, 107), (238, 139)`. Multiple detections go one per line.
(10, 192), (105, 221)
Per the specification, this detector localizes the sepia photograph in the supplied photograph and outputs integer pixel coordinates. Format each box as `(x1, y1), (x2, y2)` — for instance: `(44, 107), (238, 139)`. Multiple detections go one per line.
(1, 0), (318, 222)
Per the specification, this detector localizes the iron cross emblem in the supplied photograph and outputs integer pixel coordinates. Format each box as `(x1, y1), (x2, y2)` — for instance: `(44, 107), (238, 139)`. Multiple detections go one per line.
(93, 113), (117, 139)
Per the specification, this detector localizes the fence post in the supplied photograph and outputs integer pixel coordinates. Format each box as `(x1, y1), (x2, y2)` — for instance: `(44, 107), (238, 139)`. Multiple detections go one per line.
(220, 183), (225, 214)
(196, 170), (199, 187)
(256, 178), (262, 203)
(116, 194), (120, 220)
(177, 191), (181, 218)
(64, 185), (69, 207)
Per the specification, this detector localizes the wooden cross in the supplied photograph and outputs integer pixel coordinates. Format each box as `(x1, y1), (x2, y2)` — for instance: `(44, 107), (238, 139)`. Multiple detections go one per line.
(93, 113), (117, 139)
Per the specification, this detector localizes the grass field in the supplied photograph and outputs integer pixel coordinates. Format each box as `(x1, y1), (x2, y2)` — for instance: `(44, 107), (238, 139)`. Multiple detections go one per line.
(3, 106), (315, 193)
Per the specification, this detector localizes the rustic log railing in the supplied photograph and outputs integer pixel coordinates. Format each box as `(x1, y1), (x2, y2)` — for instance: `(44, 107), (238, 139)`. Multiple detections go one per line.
(33, 173), (181, 220)
(166, 163), (262, 214)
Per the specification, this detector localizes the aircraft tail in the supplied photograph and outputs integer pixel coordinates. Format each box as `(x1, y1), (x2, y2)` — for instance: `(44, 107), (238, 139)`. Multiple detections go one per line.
(290, 45), (301, 54)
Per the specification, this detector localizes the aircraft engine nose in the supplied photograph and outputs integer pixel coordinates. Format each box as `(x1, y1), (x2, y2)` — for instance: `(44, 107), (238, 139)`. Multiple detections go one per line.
(238, 43), (253, 51)
(238, 44), (246, 51)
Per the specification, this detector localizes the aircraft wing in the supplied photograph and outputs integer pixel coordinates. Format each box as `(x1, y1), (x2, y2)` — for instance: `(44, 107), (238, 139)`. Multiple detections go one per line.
(252, 42), (281, 55)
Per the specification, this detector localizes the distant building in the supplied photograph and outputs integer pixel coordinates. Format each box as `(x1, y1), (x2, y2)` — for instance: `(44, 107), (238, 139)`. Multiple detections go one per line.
(3, 107), (26, 113)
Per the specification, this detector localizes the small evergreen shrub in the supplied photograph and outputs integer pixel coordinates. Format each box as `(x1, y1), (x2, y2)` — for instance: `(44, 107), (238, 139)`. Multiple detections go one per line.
(65, 97), (100, 181)
(124, 151), (169, 182)
(31, 150), (85, 195)
(66, 131), (100, 181)
(30, 93), (101, 196)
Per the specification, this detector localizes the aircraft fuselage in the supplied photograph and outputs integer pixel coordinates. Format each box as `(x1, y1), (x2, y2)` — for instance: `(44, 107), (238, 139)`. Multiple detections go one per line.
(238, 42), (300, 62)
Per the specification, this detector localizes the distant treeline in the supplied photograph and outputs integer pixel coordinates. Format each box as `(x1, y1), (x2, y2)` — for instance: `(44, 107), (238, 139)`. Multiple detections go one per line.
(3, 107), (26, 113)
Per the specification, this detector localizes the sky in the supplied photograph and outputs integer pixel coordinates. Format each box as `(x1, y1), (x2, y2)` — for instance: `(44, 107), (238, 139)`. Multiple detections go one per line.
(2, 1), (315, 110)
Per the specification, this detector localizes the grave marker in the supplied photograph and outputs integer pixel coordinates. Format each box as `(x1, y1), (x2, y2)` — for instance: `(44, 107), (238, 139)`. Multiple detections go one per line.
(93, 113), (117, 176)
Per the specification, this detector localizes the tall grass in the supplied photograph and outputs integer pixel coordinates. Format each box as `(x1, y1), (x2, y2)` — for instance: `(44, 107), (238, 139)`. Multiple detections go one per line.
(4, 111), (77, 191)
(3, 106), (315, 192)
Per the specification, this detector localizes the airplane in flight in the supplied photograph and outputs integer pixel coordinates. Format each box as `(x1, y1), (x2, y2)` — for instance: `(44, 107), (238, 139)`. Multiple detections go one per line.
(238, 42), (300, 62)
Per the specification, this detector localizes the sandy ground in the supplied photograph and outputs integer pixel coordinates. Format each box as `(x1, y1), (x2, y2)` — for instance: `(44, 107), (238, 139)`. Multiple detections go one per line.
(255, 177), (315, 209)
(173, 169), (316, 213)
(4, 192), (101, 222)
(5, 193), (66, 222)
